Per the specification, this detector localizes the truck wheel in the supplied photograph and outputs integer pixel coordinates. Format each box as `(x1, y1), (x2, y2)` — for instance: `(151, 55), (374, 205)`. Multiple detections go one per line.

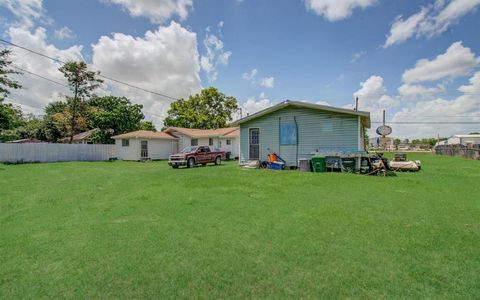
(187, 158), (195, 168)
(214, 156), (221, 165)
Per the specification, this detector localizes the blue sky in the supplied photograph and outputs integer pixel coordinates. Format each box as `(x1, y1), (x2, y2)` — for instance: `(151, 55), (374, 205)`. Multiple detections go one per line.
(1, 0), (479, 137)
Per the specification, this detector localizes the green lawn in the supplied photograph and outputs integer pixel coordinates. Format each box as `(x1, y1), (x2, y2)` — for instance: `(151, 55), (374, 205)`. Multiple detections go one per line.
(1, 154), (479, 298)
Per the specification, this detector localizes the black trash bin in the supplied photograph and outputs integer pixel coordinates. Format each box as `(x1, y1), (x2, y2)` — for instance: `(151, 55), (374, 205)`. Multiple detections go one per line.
(225, 151), (231, 160)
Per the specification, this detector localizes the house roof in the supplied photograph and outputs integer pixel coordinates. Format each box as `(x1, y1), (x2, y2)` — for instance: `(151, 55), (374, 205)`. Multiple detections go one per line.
(222, 128), (239, 138)
(59, 128), (99, 142)
(164, 127), (239, 138)
(73, 128), (99, 141)
(232, 100), (371, 128)
(7, 139), (46, 144)
(452, 134), (480, 138)
(112, 130), (178, 140)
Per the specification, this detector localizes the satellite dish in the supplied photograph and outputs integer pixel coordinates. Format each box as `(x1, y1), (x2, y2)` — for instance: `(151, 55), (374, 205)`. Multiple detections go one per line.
(376, 125), (392, 136)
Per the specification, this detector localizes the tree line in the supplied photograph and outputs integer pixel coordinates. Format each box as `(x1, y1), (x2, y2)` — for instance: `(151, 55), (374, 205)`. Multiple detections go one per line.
(0, 48), (239, 143)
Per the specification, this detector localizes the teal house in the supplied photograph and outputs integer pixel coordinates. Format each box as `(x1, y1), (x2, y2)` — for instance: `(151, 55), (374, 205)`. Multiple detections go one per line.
(233, 100), (371, 166)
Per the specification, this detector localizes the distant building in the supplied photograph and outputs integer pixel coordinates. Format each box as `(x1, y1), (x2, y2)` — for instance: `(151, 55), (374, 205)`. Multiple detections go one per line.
(60, 128), (100, 144)
(164, 127), (239, 158)
(112, 127), (239, 161)
(369, 136), (395, 150)
(112, 130), (178, 160)
(7, 139), (46, 144)
(446, 134), (480, 146)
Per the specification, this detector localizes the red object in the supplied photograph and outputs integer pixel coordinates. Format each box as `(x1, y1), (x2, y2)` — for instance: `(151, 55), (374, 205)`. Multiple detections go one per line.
(267, 153), (278, 163)
(168, 146), (226, 168)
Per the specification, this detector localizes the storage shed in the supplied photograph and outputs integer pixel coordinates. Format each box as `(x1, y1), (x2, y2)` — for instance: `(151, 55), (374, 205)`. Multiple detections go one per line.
(232, 100), (371, 166)
(112, 130), (178, 160)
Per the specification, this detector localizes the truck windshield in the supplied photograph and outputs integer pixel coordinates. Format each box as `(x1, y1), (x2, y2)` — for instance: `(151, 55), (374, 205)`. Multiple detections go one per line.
(181, 146), (198, 153)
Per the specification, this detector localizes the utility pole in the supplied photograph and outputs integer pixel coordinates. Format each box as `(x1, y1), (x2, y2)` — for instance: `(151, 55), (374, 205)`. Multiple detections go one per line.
(382, 109), (386, 138)
(69, 70), (79, 144)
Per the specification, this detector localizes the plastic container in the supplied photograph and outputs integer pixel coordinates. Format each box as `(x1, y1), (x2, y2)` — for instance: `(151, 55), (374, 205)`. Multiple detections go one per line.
(311, 156), (326, 172)
(268, 162), (284, 170)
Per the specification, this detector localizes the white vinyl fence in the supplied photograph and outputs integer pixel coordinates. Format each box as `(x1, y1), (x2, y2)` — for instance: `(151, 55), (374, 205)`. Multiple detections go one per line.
(0, 143), (116, 163)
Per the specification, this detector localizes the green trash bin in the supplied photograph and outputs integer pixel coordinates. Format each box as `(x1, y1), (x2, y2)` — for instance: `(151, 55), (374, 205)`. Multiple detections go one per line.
(311, 156), (326, 172)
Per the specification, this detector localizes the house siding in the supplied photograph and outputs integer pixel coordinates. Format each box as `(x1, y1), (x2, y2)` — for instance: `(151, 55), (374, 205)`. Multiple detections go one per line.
(114, 138), (177, 160)
(171, 131), (239, 158)
(219, 138), (239, 158)
(240, 107), (360, 166)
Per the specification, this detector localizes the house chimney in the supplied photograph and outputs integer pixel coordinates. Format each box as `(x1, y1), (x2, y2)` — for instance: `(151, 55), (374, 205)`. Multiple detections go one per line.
(354, 97), (358, 111)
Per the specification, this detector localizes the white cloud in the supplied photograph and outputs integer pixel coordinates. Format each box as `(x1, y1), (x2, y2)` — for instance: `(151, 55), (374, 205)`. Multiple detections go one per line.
(200, 23), (232, 82)
(242, 68), (257, 81)
(402, 41), (479, 83)
(392, 87), (480, 138)
(5, 26), (83, 114)
(384, 0), (480, 47)
(0, 0), (48, 28)
(458, 71), (480, 94)
(242, 69), (275, 88)
(351, 50), (366, 62)
(398, 83), (446, 101)
(305, 0), (377, 21)
(102, 0), (193, 24)
(353, 75), (398, 126)
(418, 0), (480, 37)
(316, 100), (331, 106)
(354, 75), (386, 103)
(242, 97), (274, 116)
(384, 7), (428, 48)
(54, 26), (75, 40)
(260, 77), (275, 88)
(92, 21), (203, 126)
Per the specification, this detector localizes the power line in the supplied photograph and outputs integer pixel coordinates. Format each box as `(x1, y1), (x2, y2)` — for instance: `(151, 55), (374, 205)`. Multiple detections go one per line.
(372, 121), (480, 124)
(7, 63), (165, 118)
(11, 64), (69, 88)
(0, 38), (179, 101)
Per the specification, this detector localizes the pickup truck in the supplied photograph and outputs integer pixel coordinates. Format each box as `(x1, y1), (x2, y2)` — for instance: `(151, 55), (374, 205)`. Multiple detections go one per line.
(168, 146), (226, 168)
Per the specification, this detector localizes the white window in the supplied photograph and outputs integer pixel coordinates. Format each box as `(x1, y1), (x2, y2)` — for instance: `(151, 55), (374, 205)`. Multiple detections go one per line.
(226, 139), (231, 145)
(191, 138), (198, 146)
(209, 138), (213, 146)
(122, 139), (129, 147)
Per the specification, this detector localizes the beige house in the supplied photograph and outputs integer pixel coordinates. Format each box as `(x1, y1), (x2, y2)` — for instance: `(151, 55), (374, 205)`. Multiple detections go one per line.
(112, 130), (178, 160)
(111, 127), (239, 160)
(164, 127), (240, 158)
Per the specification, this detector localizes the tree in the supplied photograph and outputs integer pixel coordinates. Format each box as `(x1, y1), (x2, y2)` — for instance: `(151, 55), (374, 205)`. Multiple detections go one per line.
(0, 103), (23, 142)
(88, 96), (146, 144)
(0, 48), (21, 102)
(59, 61), (103, 143)
(394, 138), (401, 150)
(42, 99), (91, 142)
(363, 127), (369, 150)
(163, 87), (238, 129)
(1, 114), (47, 142)
(0, 48), (23, 134)
(139, 121), (156, 131)
(0, 102), (23, 131)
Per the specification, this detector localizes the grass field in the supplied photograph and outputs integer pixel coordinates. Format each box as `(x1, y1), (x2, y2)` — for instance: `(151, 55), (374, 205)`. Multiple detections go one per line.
(1, 153), (479, 298)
